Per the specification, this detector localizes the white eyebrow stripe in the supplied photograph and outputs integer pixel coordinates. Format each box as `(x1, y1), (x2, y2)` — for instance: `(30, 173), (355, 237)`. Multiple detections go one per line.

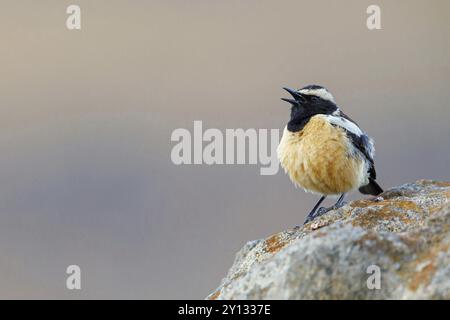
(326, 115), (363, 137)
(298, 88), (335, 103)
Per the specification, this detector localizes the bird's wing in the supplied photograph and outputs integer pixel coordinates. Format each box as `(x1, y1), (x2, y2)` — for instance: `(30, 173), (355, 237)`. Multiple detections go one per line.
(346, 131), (377, 180)
(326, 113), (377, 180)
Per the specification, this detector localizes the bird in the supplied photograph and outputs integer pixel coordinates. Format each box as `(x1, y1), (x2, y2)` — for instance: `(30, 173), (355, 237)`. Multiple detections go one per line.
(277, 85), (383, 225)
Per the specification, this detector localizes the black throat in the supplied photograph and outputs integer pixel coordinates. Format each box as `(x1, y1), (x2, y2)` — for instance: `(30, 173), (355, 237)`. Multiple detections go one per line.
(287, 113), (314, 132)
(286, 97), (338, 132)
(287, 107), (338, 132)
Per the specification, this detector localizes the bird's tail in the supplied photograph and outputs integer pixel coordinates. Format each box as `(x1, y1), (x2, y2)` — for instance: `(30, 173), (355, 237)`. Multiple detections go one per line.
(359, 178), (383, 196)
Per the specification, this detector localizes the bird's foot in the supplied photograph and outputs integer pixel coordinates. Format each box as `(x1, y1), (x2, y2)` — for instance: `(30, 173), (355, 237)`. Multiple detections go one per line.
(318, 201), (347, 214)
(316, 206), (329, 216)
(302, 216), (314, 225)
(303, 207), (328, 225)
(303, 201), (348, 225)
(333, 201), (347, 210)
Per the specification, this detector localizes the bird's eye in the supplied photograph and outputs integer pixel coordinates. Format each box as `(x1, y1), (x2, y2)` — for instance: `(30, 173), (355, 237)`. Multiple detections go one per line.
(310, 96), (319, 101)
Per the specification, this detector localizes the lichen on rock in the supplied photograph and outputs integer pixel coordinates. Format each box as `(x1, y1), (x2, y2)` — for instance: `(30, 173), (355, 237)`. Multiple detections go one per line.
(207, 180), (450, 300)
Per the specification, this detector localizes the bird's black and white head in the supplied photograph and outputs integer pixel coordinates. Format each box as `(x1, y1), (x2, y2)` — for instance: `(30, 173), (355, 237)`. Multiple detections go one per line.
(282, 85), (339, 132)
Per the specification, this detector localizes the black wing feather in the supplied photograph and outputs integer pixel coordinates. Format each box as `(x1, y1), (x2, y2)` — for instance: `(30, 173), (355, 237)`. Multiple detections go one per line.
(334, 112), (383, 195)
(346, 131), (376, 180)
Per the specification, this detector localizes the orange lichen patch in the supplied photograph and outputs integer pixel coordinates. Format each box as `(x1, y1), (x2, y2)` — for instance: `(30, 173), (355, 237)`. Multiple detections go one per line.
(351, 200), (421, 229)
(352, 209), (411, 229)
(389, 200), (420, 211)
(264, 234), (289, 254)
(352, 199), (419, 210)
(405, 243), (449, 291)
(208, 290), (220, 300)
(350, 199), (374, 208)
(408, 263), (436, 292)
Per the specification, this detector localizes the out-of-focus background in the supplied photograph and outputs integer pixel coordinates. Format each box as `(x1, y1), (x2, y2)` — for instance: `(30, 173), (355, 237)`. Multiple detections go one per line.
(0, 0), (449, 299)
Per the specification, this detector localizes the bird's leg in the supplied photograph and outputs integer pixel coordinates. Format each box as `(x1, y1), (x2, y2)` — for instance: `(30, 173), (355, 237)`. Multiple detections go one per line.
(333, 193), (347, 208)
(303, 193), (347, 225)
(316, 193), (347, 216)
(303, 195), (326, 225)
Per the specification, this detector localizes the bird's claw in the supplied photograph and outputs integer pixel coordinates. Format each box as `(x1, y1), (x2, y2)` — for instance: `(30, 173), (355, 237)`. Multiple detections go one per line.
(303, 207), (328, 225)
(316, 207), (329, 215)
(333, 201), (347, 210)
(303, 202), (347, 225)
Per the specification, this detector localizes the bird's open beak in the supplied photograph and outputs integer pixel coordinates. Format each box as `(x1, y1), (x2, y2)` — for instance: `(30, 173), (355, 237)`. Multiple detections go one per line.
(281, 87), (305, 106)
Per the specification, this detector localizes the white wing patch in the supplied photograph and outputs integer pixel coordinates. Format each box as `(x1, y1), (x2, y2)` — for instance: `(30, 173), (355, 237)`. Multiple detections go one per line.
(365, 136), (375, 158)
(326, 115), (363, 137)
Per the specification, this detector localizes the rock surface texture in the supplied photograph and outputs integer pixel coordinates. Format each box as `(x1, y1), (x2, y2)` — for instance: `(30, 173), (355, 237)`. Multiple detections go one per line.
(207, 180), (450, 299)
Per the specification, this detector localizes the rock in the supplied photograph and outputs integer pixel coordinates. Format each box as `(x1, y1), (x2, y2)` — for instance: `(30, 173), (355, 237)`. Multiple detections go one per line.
(207, 180), (450, 300)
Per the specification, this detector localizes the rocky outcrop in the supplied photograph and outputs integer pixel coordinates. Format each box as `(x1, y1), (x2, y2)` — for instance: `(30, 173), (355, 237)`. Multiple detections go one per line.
(207, 180), (450, 300)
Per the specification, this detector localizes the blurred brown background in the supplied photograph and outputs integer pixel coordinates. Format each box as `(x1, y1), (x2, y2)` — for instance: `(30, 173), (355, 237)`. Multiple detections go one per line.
(0, 0), (449, 299)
